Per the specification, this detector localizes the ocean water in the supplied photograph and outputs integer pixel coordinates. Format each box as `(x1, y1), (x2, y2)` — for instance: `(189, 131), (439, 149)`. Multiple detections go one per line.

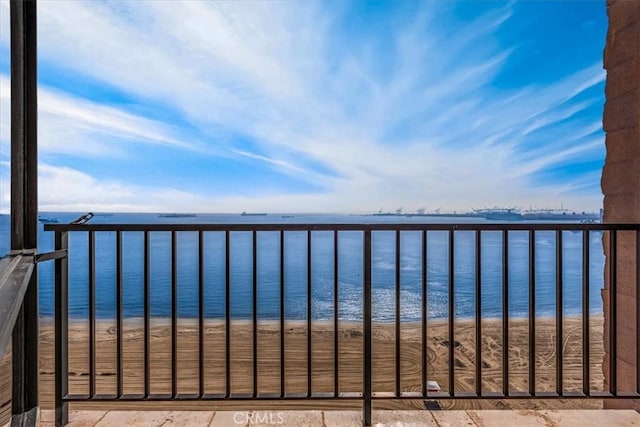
(1, 213), (605, 321)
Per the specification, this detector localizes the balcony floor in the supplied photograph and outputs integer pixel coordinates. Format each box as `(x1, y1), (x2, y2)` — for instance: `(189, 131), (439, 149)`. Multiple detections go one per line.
(24, 409), (640, 426)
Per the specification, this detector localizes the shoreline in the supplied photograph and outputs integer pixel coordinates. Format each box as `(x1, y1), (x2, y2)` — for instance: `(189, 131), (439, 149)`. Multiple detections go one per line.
(39, 313), (605, 328)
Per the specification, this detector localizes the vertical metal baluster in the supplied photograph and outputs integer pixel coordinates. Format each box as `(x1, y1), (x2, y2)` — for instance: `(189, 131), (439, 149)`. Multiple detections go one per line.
(556, 230), (563, 396)
(363, 229), (372, 427)
(198, 231), (205, 398)
(582, 230), (590, 396)
(280, 230), (285, 398)
(422, 230), (427, 397)
(307, 230), (312, 397)
(144, 231), (150, 398)
(116, 231), (123, 398)
(395, 230), (401, 397)
(529, 230), (536, 397)
(637, 229), (640, 396)
(225, 230), (231, 397)
(334, 230), (339, 397)
(502, 230), (509, 397)
(476, 230), (482, 397)
(449, 229), (455, 396)
(171, 231), (177, 398)
(55, 231), (69, 426)
(610, 230), (617, 396)
(89, 231), (96, 398)
(253, 230), (258, 398)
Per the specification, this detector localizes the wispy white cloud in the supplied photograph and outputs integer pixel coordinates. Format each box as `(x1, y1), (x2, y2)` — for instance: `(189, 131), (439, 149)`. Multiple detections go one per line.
(0, 0), (606, 213)
(514, 138), (603, 177)
(0, 75), (196, 157)
(37, 163), (208, 213)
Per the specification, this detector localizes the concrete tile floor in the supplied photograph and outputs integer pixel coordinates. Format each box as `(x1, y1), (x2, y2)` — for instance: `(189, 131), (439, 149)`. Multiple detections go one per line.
(26, 409), (640, 427)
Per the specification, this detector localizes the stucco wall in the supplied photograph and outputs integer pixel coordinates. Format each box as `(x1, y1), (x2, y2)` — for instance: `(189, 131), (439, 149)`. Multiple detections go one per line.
(601, 0), (640, 409)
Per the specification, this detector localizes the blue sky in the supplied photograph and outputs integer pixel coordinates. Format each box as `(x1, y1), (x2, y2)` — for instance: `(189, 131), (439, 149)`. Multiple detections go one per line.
(0, 0), (607, 213)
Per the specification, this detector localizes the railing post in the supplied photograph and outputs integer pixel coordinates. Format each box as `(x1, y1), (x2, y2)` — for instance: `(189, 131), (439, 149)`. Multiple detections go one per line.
(363, 229), (372, 426)
(55, 231), (69, 426)
(609, 230), (617, 396)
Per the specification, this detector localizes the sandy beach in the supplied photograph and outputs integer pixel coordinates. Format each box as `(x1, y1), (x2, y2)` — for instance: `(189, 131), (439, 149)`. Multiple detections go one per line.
(34, 315), (605, 412)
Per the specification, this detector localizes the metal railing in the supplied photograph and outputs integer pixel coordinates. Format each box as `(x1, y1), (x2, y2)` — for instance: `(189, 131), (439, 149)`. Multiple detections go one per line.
(44, 222), (640, 426)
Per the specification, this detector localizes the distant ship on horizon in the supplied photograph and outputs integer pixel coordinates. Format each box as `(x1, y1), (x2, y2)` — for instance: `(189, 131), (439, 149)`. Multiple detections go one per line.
(157, 213), (197, 218)
(521, 208), (599, 221)
(241, 211), (267, 216)
(473, 207), (600, 222)
(38, 216), (60, 224)
(472, 207), (523, 221)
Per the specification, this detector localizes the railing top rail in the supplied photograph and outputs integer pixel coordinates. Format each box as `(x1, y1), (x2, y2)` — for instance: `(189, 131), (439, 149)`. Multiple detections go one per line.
(44, 222), (640, 232)
(0, 251), (36, 358)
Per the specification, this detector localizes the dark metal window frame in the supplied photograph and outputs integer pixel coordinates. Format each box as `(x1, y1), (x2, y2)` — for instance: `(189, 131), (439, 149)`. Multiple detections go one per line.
(0, 1), (39, 426)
